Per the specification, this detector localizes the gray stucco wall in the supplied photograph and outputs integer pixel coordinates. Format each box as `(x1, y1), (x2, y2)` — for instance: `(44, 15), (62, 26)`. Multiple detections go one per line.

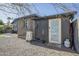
(61, 17), (71, 45)
(35, 19), (48, 42)
(26, 18), (36, 40)
(17, 19), (26, 39)
(17, 18), (36, 40)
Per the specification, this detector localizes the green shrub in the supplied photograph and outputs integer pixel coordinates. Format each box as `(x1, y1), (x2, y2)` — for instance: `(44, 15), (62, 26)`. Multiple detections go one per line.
(0, 20), (4, 25)
(4, 25), (12, 33)
(0, 25), (4, 34)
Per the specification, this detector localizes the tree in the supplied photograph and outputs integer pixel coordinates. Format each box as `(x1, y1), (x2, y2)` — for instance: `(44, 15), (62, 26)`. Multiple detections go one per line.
(0, 20), (4, 25)
(0, 3), (34, 16)
(7, 17), (12, 20)
(0, 20), (4, 33)
(7, 17), (12, 26)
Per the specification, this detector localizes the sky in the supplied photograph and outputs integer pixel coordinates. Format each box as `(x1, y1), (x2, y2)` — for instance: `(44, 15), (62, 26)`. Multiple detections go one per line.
(0, 3), (79, 23)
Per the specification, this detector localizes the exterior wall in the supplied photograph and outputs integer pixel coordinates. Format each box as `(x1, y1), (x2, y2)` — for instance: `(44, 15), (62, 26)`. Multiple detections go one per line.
(34, 17), (71, 48)
(73, 20), (78, 43)
(26, 19), (35, 32)
(18, 19), (26, 39)
(72, 19), (79, 52)
(17, 18), (36, 40)
(26, 19), (36, 40)
(61, 17), (71, 46)
(35, 19), (48, 42)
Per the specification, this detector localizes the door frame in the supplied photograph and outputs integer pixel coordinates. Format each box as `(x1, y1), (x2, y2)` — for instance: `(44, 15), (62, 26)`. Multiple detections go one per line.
(48, 18), (61, 44)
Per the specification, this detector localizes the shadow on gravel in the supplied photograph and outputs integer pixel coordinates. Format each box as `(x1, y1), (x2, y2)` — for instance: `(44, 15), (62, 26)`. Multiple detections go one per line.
(30, 40), (78, 54)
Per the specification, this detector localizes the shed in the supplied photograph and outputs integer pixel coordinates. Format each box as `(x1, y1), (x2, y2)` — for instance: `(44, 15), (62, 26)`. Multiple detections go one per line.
(34, 11), (77, 48)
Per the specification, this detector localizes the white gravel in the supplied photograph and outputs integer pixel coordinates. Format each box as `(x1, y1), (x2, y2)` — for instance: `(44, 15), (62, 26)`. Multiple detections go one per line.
(0, 33), (79, 56)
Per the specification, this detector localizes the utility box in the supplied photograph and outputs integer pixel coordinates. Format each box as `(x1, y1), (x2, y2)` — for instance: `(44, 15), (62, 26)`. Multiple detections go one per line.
(26, 31), (33, 41)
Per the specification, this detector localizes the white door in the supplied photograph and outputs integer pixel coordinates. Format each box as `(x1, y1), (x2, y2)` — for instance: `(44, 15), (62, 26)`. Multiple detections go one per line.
(49, 18), (61, 44)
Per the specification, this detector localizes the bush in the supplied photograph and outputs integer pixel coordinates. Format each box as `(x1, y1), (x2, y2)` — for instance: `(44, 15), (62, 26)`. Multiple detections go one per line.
(0, 24), (13, 33)
(4, 25), (12, 33)
(0, 20), (4, 25)
(0, 25), (4, 34)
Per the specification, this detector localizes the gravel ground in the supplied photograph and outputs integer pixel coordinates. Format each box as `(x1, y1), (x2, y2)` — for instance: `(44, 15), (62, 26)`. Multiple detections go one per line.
(0, 33), (79, 56)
